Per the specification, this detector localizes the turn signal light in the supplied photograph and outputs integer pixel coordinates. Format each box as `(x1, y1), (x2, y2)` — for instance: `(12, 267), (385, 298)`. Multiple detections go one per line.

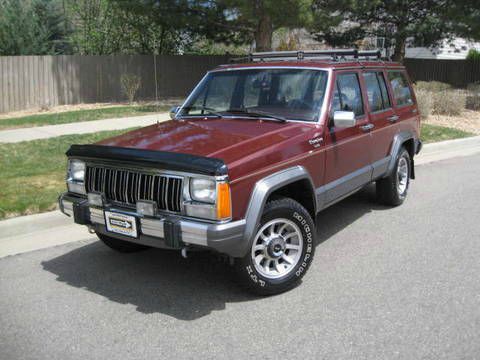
(216, 182), (232, 220)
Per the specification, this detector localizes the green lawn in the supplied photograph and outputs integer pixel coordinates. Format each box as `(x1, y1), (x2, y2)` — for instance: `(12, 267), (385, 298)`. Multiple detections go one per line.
(421, 123), (475, 144)
(0, 105), (169, 130)
(0, 128), (137, 219)
(0, 122), (474, 220)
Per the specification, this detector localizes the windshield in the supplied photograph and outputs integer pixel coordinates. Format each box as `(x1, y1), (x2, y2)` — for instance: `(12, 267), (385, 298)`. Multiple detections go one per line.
(179, 68), (328, 122)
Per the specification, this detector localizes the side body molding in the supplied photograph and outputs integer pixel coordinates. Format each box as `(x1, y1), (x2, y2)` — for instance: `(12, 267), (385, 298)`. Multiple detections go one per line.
(386, 131), (415, 176)
(241, 166), (316, 254)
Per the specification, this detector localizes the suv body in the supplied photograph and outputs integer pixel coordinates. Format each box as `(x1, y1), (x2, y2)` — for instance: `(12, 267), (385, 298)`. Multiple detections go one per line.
(59, 50), (421, 294)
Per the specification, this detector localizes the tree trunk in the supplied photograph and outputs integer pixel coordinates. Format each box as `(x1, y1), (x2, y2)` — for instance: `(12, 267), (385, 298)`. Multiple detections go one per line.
(392, 34), (406, 62)
(254, 12), (273, 52)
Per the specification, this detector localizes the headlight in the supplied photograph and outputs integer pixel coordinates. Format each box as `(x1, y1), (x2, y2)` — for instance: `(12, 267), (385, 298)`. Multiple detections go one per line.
(68, 160), (85, 182)
(67, 159), (86, 194)
(190, 178), (216, 203)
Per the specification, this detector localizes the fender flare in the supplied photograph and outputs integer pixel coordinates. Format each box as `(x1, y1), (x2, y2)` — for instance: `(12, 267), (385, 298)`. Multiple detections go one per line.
(386, 131), (416, 176)
(240, 166), (316, 255)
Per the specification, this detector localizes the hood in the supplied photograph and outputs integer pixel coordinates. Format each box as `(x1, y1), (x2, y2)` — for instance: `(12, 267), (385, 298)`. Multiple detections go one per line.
(99, 117), (314, 163)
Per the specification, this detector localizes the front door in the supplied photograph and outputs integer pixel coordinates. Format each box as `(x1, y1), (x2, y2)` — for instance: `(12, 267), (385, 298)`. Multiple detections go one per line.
(320, 71), (372, 207)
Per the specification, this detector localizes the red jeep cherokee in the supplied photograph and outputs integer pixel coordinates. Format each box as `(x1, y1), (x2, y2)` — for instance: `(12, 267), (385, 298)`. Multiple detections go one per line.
(59, 50), (422, 295)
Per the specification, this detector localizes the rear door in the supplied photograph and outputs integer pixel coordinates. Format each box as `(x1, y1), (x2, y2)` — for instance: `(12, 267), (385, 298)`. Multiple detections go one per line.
(321, 70), (372, 206)
(360, 70), (397, 178)
(387, 70), (420, 136)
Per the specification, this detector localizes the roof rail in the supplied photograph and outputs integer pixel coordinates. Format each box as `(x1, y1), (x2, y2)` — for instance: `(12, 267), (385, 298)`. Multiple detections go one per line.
(231, 49), (383, 63)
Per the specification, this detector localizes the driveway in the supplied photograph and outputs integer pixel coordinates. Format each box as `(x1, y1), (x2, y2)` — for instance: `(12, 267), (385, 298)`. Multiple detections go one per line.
(1, 154), (480, 359)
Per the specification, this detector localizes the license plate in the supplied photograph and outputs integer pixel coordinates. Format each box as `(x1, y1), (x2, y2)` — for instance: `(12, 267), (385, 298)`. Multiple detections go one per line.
(104, 211), (138, 238)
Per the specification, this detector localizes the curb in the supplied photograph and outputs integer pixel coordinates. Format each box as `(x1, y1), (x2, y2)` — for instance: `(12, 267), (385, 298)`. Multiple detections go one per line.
(416, 135), (480, 165)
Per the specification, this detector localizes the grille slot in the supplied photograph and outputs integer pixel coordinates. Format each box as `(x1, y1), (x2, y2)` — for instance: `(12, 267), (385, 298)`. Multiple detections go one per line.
(85, 165), (183, 213)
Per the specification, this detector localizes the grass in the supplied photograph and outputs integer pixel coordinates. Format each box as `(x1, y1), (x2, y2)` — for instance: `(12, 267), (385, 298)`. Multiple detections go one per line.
(421, 123), (475, 144)
(0, 128), (137, 219)
(0, 105), (169, 130)
(0, 122), (475, 220)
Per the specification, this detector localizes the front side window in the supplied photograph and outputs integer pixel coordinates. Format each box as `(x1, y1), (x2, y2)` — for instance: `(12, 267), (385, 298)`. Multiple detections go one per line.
(388, 71), (414, 106)
(331, 73), (364, 117)
(179, 68), (329, 122)
(363, 72), (391, 112)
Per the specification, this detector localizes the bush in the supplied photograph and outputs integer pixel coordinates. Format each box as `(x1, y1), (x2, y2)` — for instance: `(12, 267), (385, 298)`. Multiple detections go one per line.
(432, 90), (466, 116)
(414, 81), (466, 116)
(466, 49), (480, 61)
(466, 82), (480, 110)
(414, 89), (433, 119)
(120, 74), (141, 104)
(467, 82), (480, 95)
(415, 81), (452, 92)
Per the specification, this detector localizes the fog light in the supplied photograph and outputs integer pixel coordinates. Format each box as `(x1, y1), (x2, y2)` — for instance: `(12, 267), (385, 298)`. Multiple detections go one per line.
(87, 192), (104, 207)
(137, 200), (157, 217)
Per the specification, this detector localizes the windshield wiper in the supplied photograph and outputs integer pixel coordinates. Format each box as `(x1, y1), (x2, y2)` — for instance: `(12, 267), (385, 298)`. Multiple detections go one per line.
(225, 108), (288, 122)
(181, 105), (222, 118)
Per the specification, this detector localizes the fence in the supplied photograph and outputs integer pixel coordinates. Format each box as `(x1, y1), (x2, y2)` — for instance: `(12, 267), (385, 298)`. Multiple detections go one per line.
(1, 55), (479, 113)
(0, 55), (229, 113)
(404, 59), (480, 88)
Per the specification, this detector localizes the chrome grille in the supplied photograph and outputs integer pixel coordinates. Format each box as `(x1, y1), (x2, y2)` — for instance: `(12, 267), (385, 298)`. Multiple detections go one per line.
(85, 165), (183, 213)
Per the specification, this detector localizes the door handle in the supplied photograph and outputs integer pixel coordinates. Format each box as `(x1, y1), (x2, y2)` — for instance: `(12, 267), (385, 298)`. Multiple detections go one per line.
(387, 115), (400, 122)
(360, 123), (374, 132)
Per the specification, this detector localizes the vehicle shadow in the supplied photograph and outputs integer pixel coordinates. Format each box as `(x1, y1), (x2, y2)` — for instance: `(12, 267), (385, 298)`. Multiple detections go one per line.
(315, 183), (389, 245)
(42, 184), (388, 320)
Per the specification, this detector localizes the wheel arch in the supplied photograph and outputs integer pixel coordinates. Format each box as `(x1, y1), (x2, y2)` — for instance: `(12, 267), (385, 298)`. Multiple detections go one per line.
(242, 166), (317, 253)
(387, 131), (416, 179)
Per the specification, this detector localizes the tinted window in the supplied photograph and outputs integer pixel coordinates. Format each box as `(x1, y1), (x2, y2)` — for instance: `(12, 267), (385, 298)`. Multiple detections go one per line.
(377, 73), (391, 108)
(388, 71), (414, 106)
(181, 69), (329, 122)
(363, 72), (391, 112)
(332, 73), (364, 116)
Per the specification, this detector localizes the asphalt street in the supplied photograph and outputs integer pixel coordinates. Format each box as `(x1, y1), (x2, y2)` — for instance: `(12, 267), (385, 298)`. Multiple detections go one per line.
(1, 153), (480, 360)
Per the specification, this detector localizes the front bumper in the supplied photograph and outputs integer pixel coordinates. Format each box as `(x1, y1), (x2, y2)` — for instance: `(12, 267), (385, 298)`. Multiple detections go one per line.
(59, 193), (247, 257)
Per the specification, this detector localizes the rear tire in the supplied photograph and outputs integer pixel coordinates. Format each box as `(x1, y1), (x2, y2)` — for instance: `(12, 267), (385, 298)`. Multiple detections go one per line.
(234, 198), (316, 296)
(376, 147), (411, 206)
(97, 233), (149, 253)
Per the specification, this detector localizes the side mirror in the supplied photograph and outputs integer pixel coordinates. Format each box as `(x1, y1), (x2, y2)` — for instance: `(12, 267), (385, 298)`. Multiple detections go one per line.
(333, 111), (356, 128)
(169, 106), (180, 120)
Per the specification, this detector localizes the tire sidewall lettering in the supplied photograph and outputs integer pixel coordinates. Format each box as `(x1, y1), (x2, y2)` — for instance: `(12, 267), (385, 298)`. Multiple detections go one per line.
(248, 210), (314, 281)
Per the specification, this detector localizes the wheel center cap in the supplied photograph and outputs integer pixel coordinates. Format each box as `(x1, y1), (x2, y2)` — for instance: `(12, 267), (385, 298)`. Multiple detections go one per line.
(267, 237), (286, 258)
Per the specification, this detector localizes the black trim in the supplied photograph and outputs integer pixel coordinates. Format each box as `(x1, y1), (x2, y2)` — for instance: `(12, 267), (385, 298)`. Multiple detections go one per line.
(72, 199), (90, 225)
(66, 145), (228, 176)
(415, 139), (423, 154)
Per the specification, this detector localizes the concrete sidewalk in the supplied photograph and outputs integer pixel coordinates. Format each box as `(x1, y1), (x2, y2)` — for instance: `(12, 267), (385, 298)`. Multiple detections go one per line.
(415, 136), (480, 165)
(0, 113), (170, 143)
(0, 135), (479, 258)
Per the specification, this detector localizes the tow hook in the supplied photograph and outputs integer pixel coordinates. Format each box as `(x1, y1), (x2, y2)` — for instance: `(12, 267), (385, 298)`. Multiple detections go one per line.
(181, 247), (188, 259)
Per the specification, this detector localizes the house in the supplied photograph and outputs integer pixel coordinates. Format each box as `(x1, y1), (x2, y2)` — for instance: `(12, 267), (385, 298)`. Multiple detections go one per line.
(405, 37), (480, 60)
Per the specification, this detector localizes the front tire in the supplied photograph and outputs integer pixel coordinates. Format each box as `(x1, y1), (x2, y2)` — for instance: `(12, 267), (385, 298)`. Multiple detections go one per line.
(97, 233), (149, 253)
(376, 147), (411, 206)
(234, 198), (316, 295)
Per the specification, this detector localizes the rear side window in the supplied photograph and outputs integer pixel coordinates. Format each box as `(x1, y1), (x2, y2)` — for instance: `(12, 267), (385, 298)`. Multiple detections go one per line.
(332, 73), (364, 117)
(363, 72), (391, 112)
(388, 71), (414, 106)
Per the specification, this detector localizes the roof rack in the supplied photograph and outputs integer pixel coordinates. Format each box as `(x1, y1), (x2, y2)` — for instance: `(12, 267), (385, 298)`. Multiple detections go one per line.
(231, 49), (383, 63)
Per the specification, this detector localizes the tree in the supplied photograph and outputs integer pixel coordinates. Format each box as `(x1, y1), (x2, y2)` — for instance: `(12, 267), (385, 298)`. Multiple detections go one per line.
(0, 0), (71, 55)
(67, 0), (186, 55)
(201, 0), (313, 52)
(448, 0), (480, 42)
(310, 0), (453, 61)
